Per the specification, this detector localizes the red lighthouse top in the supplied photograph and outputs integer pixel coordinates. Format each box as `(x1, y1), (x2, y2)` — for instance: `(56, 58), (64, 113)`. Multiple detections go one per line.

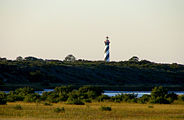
(104, 36), (110, 45)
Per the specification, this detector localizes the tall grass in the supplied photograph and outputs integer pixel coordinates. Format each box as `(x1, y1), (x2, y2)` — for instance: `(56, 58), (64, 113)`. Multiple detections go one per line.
(0, 102), (184, 120)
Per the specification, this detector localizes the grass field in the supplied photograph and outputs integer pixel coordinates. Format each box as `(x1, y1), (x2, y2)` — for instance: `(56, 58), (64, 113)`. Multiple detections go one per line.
(0, 102), (184, 120)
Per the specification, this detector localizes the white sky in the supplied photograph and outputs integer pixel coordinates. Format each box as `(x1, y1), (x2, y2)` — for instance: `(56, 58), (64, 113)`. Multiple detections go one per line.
(0, 0), (184, 64)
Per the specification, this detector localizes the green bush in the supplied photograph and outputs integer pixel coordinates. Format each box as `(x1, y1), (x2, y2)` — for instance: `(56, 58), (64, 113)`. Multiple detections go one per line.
(84, 99), (92, 103)
(138, 95), (151, 104)
(40, 92), (49, 101)
(54, 86), (74, 94)
(54, 107), (65, 113)
(7, 87), (35, 102)
(79, 86), (103, 99)
(100, 106), (112, 111)
(66, 90), (85, 105)
(46, 91), (59, 103)
(122, 94), (137, 103)
(15, 87), (34, 96)
(149, 86), (177, 104)
(7, 91), (24, 102)
(0, 92), (7, 105)
(97, 95), (110, 102)
(148, 105), (154, 108)
(43, 102), (52, 106)
(66, 98), (85, 105)
(41, 90), (69, 103)
(57, 93), (69, 102)
(110, 94), (137, 103)
(166, 92), (178, 103)
(178, 95), (184, 101)
(111, 94), (123, 102)
(14, 104), (22, 110)
(150, 96), (170, 104)
(24, 93), (40, 102)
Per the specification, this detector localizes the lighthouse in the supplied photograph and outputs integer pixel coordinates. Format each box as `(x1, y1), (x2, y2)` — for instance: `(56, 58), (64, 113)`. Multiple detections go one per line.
(104, 36), (110, 62)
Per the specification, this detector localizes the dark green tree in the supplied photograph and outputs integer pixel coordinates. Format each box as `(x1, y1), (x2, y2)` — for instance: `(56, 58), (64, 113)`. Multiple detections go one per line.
(16, 56), (23, 61)
(129, 56), (139, 62)
(64, 54), (76, 62)
(149, 86), (177, 104)
(0, 92), (7, 105)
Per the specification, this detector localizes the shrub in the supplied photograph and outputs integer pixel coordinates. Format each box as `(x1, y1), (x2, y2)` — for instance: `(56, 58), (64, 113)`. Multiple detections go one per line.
(166, 92), (178, 103)
(97, 95), (110, 102)
(0, 92), (7, 105)
(57, 93), (69, 102)
(111, 94), (123, 102)
(46, 91), (59, 103)
(7, 87), (35, 102)
(54, 107), (65, 113)
(7, 91), (24, 102)
(40, 92), (49, 101)
(122, 94), (137, 103)
(84, 99), (92, 103)
(100, 106), (112, 111)
(148, 105), (154, 108)
(15, 87), (34, 96)
(24, 93), (40, 102)
(150, 96), (170, 104)
(54, 86), (74, 94)
(111, 94), (137, 103)
(66, 90), (85, 105)
(178, 95), (184, 101)
(149, 86), (177, 104)
(79, 86), (103, 99)
(14, 104), (22, 110)
(138, 95), (151, 104)
(129, 98), (137, 103)
(7, 93), (17, 102)
(43, 102), (52, 106)
(66, 98), (85, 105)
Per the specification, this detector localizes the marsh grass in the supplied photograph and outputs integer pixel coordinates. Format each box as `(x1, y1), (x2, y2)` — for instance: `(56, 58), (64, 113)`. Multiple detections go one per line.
(0, 102), (184, 120)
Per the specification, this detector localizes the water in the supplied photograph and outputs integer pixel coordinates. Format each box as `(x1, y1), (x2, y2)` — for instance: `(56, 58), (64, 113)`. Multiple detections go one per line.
(104, 91), (151, 97)
(34, 90), (184, 97)
(104, 91), (184, 97)
(2, 89), (184, 98)
(35, 89), (54, 95)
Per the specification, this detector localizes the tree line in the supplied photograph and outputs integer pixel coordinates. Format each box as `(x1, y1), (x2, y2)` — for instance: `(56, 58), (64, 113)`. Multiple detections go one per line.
(0, 55), (184, 90)
(0, 86), (184, 105)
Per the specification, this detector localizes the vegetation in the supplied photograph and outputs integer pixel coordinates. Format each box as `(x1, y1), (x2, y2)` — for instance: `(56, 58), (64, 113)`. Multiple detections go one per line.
(0, 56), (184, 90)
(43, 102), (52, 106)
(0, 85), (183, 119)
(0, 86), (180, 105)
(178, 95), (184, 101)
(100, 106), (112, 111)
(0, 102), (184, 120)
(14, 104), (22, 110)
(110, 94), (137, 103)
(64, 54), (76, 62)
(54, 107), (65, 113)
(0, 92), (7, 105)
(150, 86), (178, 104)
(148, 105), (154, 108)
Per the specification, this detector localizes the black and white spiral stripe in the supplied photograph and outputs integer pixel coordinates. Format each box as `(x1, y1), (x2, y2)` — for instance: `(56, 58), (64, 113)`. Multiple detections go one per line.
(104, 45), (110, 62)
